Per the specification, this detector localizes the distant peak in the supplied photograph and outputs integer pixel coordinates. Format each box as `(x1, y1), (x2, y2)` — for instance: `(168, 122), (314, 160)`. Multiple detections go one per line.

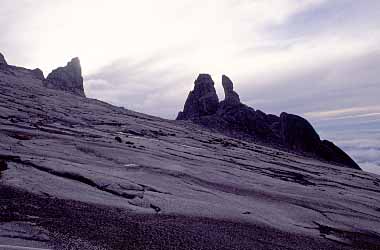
(0, 52), (7, 65)
(43, 57), (85, 97)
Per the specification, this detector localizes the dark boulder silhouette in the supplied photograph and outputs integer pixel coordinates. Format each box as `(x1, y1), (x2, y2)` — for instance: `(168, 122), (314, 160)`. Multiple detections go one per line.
(44, 57), (85, 97)
(177, 74), (361, 170)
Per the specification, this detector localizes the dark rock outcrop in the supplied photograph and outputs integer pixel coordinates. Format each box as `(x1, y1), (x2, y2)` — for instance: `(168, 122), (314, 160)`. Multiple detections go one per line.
(177, 74), (361, 170)
(0, 52), (7, 65)
(177, 74), (219, 120)
(44, 57), (85, 97)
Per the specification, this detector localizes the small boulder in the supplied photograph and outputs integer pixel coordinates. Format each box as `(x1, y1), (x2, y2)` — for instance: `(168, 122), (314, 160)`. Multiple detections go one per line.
(150, 204), (161, 213)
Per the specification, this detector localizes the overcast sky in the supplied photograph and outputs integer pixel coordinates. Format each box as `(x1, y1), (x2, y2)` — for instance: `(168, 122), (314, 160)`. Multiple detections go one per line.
(1, 0), (379, 174)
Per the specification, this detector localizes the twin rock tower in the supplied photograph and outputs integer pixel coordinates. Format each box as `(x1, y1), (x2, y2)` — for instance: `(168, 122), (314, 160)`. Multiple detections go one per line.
(177, 74), (360, 170)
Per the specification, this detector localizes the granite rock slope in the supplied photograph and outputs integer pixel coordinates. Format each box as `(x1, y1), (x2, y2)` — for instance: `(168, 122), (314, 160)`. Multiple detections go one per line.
(0, 56), (380, 249)
(177, 74), (361, 170)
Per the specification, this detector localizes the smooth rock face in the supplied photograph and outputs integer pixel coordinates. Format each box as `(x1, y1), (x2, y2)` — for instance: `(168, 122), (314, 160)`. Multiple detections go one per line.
(177, 74), (360, 170)
(222, 75), (240, 105)
(44, 57), (85, 97)
(0, 52), (7, 65)
(177, 74), (219, 120)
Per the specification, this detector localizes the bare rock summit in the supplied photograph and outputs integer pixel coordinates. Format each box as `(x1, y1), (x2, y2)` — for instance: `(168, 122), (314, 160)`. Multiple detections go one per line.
(44, 57), (85, 97)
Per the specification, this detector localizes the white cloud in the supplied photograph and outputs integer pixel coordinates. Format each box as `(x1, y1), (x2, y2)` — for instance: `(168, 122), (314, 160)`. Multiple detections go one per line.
(305, 106), (380, 120)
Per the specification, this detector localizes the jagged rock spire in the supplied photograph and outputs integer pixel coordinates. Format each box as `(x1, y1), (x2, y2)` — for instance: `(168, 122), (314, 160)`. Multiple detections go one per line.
(44, 57), (85, 97)
(177, 74), (219, 120)
(222, 75), (240, 106)
(0, 52), (7, 65)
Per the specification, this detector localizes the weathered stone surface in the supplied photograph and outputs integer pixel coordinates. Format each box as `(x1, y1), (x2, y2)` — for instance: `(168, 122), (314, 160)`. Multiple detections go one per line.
(44, 57), (85, 97)
(222, 75), (240, 106)
(177, 74), (219, 120)
(0, 52), (7, 65)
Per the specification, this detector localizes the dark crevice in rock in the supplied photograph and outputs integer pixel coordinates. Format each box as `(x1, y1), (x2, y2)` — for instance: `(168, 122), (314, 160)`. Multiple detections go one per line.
(0, 234), (49, 243)
(313, 221), (380, 248)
